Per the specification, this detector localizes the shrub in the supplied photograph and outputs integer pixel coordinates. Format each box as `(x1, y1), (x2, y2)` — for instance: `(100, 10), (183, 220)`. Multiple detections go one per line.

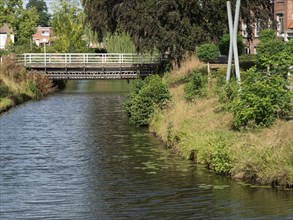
(0, 80), (11, 98)
(124, 75), (171, 126)
(231, 67), (293, 129)
(197, 43), (220, 74)
(239, 54), (257, 70)
(219, 33), (244, 56)
(184, 70), (207, 102)
(199, 136), (232, 175)
(258, 29), (277, 42)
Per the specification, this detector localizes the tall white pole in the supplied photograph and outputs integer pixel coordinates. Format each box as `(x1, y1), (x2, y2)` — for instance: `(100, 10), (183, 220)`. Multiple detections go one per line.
(233, 0), (241, 84)
(226, 1), (234, 82)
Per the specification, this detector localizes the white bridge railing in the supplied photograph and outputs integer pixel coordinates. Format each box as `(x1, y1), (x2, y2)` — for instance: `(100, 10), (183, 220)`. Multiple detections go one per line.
(17, 53), (161, 66)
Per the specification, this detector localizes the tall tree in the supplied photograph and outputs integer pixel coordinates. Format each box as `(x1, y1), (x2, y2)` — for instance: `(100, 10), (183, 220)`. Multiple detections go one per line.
(82, 0), (274, 64)
(50, 0), (86, 52)
(0, 0), (23, 28)
(26, 0), (50, 27)
(0, 0), (39, 45)
(17, 7), (39, 44)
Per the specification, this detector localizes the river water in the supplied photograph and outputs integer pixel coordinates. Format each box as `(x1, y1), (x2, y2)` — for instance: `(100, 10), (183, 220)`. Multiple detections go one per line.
(0, 80), (292, 219)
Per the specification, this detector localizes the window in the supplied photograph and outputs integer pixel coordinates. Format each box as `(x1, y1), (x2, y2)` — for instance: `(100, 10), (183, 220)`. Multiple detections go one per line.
(241, 22), (248, 37)
(41, 31), (49, 36)
(255, 19), (262, 37)
(277, 14), (284, 33)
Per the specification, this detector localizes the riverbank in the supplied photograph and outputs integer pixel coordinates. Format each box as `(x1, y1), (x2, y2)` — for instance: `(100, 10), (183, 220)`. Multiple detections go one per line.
(0, 57), (55, 114)
(149, 57), (293, 188)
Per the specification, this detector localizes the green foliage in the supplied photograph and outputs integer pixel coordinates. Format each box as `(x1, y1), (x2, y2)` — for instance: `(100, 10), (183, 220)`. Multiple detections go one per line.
(105, 32), (136, 53)
(50, 0), (87, 52)
(83, 23), (99, 49)
(83, 0), (273, 64)
(16, 7), (39, 45)
(0, 0), (39, 47)
(219, 34), (244, 56)
(4, 32), (13, 49)
(124, 75), (171, 126)
(239, 54), (257, 70)
(0, 0), (22, 28)
(26, 0), (50, 26)
(216, 71), (239, 106)
(197, 43), (220, 63)
(256, 30), (293, 76)
(199, 136), (232, 175)
(0, 79), (11, 98)
(258, 29), (276, 42)
(256, 38), (285, 71)
(231, 67), (293, 130)
(184, 70), (207, 102)
(9, 42), (41, 54)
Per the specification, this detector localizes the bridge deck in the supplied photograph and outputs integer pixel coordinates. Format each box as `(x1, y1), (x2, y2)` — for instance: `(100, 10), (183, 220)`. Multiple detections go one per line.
(17, 53), (160, 80)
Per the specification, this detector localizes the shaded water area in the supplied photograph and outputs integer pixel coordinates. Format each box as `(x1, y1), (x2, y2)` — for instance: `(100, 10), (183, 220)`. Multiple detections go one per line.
(0, 80), (292, 219)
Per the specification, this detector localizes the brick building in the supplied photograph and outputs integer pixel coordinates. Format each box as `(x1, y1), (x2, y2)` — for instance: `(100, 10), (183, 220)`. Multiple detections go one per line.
(32, 27), (54, 47)
(275, 0), (293, 41)
(242, 0), (293, 54)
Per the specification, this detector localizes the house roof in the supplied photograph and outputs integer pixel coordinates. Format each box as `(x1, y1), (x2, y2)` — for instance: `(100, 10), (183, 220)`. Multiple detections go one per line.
(288, 20), (293, 29)
(0, 24), (13, 33)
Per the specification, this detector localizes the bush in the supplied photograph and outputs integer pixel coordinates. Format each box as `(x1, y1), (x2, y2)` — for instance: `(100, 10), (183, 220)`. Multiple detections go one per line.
(124, 75), (171, 126)
(184, 70), (207, 102)
(219, 34), (244, 56)
(197, 43), (220, 63)
(239, 54), (257, 70)
(231, 67), (293, 129)
(199, 136), (232, 175)
(0, 80), (11, 98)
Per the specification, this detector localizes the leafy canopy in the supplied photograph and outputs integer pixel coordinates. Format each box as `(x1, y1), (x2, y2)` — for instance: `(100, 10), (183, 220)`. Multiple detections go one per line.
(26, 0), (50, 26)
(197, 43), (220, 63)
(82, 0), (274, 64)
(50, 0), (86, 52)
(0, 0), (39, 46)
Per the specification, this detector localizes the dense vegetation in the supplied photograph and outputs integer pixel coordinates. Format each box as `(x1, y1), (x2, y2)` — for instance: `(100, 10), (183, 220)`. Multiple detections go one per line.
(0, 57), (54, 112)
(148, 57), (292, 187)
(123, 26), (293, 187)
(82, 0), (274, 64)
(123, 75), (171, 126)
(0, 0), (101, 53)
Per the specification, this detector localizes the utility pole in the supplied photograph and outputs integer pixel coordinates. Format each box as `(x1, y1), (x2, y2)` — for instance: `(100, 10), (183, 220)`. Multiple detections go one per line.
(226, 0), (241, 84)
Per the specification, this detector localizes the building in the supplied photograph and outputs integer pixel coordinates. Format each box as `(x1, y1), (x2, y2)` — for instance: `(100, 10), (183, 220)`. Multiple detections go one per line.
(241, 20), (261, 54)
(275, 0), (293, 41)
(32, 27), (54, 47)
(241, 0), (293, 54)
(0, 24), (15, 50)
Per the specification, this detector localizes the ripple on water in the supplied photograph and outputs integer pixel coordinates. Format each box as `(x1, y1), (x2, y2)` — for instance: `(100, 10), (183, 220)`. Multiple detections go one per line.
(1, 81), (292, 219)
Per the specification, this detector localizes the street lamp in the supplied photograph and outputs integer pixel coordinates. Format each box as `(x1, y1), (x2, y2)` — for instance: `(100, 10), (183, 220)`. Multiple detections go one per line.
(43, 38), (47, 70)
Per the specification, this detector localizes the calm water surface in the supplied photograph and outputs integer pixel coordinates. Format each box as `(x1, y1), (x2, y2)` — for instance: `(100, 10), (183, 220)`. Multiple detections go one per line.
(0, 80), (292, 219)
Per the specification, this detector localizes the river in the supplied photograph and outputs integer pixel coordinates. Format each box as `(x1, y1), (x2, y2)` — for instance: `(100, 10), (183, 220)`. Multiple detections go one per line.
(0, 80), (292, 219)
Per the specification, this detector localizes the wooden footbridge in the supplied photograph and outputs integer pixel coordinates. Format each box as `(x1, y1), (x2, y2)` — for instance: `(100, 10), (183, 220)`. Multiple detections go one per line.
(17, 53), (161, 80)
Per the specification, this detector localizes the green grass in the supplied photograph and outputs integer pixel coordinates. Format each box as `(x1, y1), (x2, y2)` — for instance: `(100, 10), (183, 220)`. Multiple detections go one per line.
(0, 56), (54, 113)
(149, 59), (293, 188)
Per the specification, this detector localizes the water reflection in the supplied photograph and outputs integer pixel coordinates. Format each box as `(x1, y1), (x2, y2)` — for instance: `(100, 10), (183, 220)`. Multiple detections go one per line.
(0, 80), (292, 219)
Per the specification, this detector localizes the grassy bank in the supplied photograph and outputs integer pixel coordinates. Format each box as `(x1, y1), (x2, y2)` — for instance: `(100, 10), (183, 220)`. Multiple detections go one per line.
(149, 57), (293, 188)
(0, 56), (54, 113)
